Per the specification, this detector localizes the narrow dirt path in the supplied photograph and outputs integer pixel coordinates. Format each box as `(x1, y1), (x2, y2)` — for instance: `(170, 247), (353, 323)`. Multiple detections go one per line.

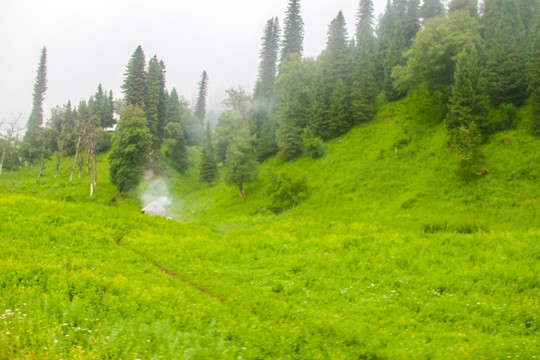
(116, 236), (226, 303)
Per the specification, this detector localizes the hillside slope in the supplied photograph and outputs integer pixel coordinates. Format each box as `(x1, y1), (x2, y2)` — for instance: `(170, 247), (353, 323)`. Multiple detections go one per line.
(1, 95), (539, 359)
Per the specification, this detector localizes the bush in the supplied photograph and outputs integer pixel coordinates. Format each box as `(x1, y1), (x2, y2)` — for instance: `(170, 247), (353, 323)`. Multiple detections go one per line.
(266, 170), (309, 213)
(302, 127), (326, 159)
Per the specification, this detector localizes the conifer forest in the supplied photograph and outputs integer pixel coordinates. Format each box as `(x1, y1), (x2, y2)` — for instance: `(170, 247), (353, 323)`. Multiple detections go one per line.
(1, 0), (539, 358)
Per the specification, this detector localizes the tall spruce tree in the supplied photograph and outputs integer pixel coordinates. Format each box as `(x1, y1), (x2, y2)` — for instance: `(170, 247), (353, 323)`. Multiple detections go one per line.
(528, 21), (540, 135)
(449, 0), (478, 16)
(23, 47), (47, 167)
(194, 70), (209, 140)
(446, 44), (489, 132)
(485, 0), (527, 105)
(405, 0), (421, 45)
(281, 0), (304, 63)
(352, 0), (378, 124)
(199, 122), (218, 184)
(146, 56), (164, 150)
(122, 46), (147, 106)
(93, 84), (115, 128)
(421, 0), (445, 21)
(255, 17), (281, 101)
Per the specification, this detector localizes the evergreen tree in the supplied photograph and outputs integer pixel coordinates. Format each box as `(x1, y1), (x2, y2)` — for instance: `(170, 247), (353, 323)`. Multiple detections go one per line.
(108, 105), (151, 196)
(352, 49), (378, 123)
(122, 46), (147, 106)
(93, 84), (115, 128)
(23, 46), (47, 167)
(485, 0), (527, 105)
(329, 79), (353, 136)
(256, 112), (279, 162)
(528, 23), (540, 135)
(214, 110), (246, 164)
(446, 44), (489, 132)
(276, 55), (313, 160)
(421, 0), (445, 21)
(164, 122), (188, 173)
(281, 0), (304, 63)
(449, 0), (478, 16)
(356, 0), (376, 49)
(194, 70), (209, 143)
(199, 123), (218, 184)
(405, 0), (421, 45)
(146, 56), (163, 150)
(224, 135), (259, 197)
(255, 17), (281, 101)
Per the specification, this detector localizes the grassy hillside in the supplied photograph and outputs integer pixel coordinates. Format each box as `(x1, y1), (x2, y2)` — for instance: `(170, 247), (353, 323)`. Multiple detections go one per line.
(1, 94), (539, 359)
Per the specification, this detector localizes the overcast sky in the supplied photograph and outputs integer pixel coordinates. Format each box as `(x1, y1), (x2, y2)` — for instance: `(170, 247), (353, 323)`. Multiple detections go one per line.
(0, 0), (387, 125)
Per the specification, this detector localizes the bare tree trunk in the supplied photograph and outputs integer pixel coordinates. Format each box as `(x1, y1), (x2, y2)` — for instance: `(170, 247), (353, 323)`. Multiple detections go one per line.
(0, 146), (6, 176)
(70, 136), (81, 182)
(93, 149), (97, 186)
(37, 145), (45, 178)
(89, 144), (96, 196)
(85, 148), (90, 173)
(54, 152), (61, 179)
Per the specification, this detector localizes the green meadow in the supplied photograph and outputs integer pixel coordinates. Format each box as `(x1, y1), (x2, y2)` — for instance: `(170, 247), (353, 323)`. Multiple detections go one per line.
(1, 95), (539, 359)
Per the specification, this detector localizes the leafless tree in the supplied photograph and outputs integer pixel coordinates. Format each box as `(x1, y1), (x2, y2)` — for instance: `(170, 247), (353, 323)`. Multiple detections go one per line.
(0, 114), (25, 176)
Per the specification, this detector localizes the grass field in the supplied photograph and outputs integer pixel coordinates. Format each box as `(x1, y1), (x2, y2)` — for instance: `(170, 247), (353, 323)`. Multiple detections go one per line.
(1, 94), (539, 359)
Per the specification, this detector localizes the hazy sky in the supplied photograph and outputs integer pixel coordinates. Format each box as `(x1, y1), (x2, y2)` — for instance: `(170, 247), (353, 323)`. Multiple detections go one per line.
(0, 0), (387, 125)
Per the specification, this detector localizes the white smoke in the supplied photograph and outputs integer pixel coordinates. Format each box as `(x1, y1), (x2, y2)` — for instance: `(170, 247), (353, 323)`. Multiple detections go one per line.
(140, 178), (172, 209)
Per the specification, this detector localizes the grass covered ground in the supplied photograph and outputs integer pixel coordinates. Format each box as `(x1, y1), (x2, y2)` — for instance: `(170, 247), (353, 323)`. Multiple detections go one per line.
(1, 94), (539, 359)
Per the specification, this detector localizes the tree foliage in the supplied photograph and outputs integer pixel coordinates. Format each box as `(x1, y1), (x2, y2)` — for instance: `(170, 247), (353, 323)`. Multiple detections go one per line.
(224, 135), (258, 196)
(281, 0), (304, 63)
(108, 105), (151, 195)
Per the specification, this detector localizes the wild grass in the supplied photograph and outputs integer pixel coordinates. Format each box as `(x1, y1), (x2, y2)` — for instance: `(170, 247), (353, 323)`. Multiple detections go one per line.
(1, 94), (539, 358)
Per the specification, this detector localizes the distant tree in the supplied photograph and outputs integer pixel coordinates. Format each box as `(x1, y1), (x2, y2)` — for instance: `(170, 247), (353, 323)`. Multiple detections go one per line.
(194, 71), (209, 143)
(157, 60), (168, 147)
(122, 46), (147, 107)
(109, 105), (151, 197)
(266, 169), (308, 212)
(356, 0), (376, 49)
(224, 134), (258, 197)
(529, 23), (540, 135)
(451, 122), (484, 178)
(404, 0), (421, 46)
(146, 56), (163, 150)
(484, 0), (527, 106)
(255, 17), (281, 101)
(223, 87), (251, 118)
(214, 110), (246, 164)
(281, 0), (304, 63)
(393, 12), (482, 99)
(302, 127), (326, 159)
(93, 84), (115, 128)
(276, 55), (314, 160)
(195, 71), (209, 125)
(449, 0), (478, 16)
(164, 122), (188, 173)
(421, 0), (445, 21)
(199, 123), (218, 184)
(329, 79), (353, 136)
(256, 111), (279, 162)
(23, 46), (47, 168)
(446, 44), (489, 132)
(0, 114), (24, 176)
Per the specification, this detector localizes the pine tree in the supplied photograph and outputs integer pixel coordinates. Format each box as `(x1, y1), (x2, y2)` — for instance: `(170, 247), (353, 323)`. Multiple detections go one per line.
(328, 79), (353, 136)
(194, 70), (209, 143)
(157, 60), (168, 148)
(446, 44), (489, 132)
(529, 25), (540, 135)
(93, 84), (115, 128)
(484, 0), (527, 105)
(256, 17), (281, 101)
(421, 0), (445, 21)
(281, 0), (304, 63)
(224, 134), (259, 197)
(108, 105), (151, 196)
(23, 47), (47, 167)
(352, 49), (378, 124)
(146, 56), (162, 150)
(199, 123), (218, 184)
(404, 0), (421, 45)
(256, 113), (279, 162)
(448, 0), (478, 16)
(356, 0), (376, 50)
(122, 46), (147, 106)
